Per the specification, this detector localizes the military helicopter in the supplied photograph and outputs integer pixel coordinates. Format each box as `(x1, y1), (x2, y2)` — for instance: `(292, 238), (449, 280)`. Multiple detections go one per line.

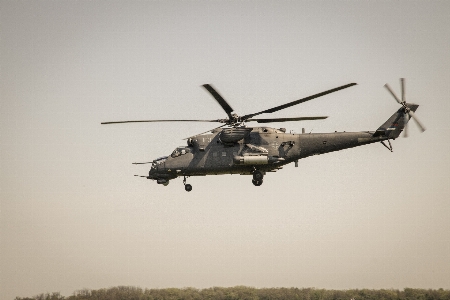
(102, 78), (425, 192)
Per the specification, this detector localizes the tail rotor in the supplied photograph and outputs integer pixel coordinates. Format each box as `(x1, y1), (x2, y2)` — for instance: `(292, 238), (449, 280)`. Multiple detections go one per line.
(384, 78), (426, 136)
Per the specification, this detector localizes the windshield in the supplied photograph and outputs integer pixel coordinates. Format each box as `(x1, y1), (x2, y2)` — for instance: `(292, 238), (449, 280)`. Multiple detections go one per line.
(171, 146), (192, 158)
(151, 156), (168, 168)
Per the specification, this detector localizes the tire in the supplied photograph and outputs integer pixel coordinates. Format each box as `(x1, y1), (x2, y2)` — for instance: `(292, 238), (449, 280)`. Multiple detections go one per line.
(253, 170), (264, 181)
(185, 184), (192, 192)
(252, 179), (263, 186)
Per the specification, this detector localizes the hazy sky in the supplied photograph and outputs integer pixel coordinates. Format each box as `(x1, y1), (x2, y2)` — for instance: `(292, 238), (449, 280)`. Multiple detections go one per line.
(1, 1), (449, 299)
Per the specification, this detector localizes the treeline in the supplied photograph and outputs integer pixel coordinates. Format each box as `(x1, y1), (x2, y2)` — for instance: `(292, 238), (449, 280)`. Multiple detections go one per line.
(15, 286), (450, 300)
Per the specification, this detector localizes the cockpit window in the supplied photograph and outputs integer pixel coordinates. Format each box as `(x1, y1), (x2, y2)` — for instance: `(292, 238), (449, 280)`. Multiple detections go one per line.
(151, 156), (168, 168)
(171, 146), (192, 158)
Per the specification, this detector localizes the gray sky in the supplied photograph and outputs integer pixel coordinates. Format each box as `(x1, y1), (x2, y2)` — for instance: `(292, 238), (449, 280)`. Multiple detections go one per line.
(1, 1), (449, 299)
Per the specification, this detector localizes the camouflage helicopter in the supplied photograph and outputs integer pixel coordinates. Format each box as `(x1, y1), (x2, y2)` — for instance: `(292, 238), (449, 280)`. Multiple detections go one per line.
(102, 78), (425, 192)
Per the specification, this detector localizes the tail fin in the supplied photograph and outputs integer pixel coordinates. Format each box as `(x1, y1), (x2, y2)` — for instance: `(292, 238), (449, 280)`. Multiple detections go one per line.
(373, 103), (419, 139)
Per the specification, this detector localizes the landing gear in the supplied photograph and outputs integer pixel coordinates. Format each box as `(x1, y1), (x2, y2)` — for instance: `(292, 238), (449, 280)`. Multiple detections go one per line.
(380, 139), (393, 152)
(183, 176), (192, 192)
(252, 170), (264, 181)
(252, 179), (263, 186)
(252, 170), (264, 186)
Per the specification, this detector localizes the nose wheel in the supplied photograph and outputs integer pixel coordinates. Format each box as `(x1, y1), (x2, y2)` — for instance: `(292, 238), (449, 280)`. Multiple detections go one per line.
(183, 176), (192, 192)
(252, 170), (264, 186)
(252, 179), (263, 186)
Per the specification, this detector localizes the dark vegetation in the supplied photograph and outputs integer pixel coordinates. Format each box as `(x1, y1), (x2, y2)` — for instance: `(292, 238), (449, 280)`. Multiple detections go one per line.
(15, 286), (450, 300)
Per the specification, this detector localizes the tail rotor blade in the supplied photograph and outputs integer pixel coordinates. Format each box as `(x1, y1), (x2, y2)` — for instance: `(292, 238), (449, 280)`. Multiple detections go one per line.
(387, 78), (426, 135)
(404, 115), (409, 138)
(384, 83), (402, 104)
(408, 110), (426, 132)
(400, 78), (405, 104)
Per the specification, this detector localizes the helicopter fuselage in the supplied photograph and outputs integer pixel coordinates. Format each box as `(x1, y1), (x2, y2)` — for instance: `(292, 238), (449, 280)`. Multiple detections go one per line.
(148, 126), (388, 183)
(103, 79), (422, 191)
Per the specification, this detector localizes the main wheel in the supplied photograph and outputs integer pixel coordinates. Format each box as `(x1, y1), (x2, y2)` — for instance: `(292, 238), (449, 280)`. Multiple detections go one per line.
(185, 184), (192, 192)
(252, 179), (263, 186)
(253, 170), (264, 181)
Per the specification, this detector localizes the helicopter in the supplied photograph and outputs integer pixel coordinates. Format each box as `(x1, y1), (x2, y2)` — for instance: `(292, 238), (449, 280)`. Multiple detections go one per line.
(102, 78), (425, 192)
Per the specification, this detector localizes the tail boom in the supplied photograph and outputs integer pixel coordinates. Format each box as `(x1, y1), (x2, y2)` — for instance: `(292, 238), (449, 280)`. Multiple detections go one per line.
(374, 103), (419, 139)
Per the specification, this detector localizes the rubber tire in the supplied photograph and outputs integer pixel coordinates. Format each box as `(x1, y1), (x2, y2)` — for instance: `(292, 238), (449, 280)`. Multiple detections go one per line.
(253, 170), (264, 181)
(252, 179), (263, 186)
(185, 184), (192, 192)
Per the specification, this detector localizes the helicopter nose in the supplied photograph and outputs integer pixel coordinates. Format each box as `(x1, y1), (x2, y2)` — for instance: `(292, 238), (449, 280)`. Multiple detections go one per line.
(148, 166), (157, 178)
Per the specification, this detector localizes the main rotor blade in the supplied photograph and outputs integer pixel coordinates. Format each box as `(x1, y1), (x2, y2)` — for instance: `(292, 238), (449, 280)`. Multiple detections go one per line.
(202, 84), (234, 119)
(183, 124), (227, 139)
(247, 116), (328, 123)
(242, 83), (357, 120)
(384, 83), (402, 104)
(408, 110), (426, 132)
(101, 119), (224, 125)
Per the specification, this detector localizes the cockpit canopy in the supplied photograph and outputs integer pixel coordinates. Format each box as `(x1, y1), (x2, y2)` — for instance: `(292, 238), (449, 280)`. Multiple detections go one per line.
(171, 146), (192, 158)
(151, 156), (168, 169)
